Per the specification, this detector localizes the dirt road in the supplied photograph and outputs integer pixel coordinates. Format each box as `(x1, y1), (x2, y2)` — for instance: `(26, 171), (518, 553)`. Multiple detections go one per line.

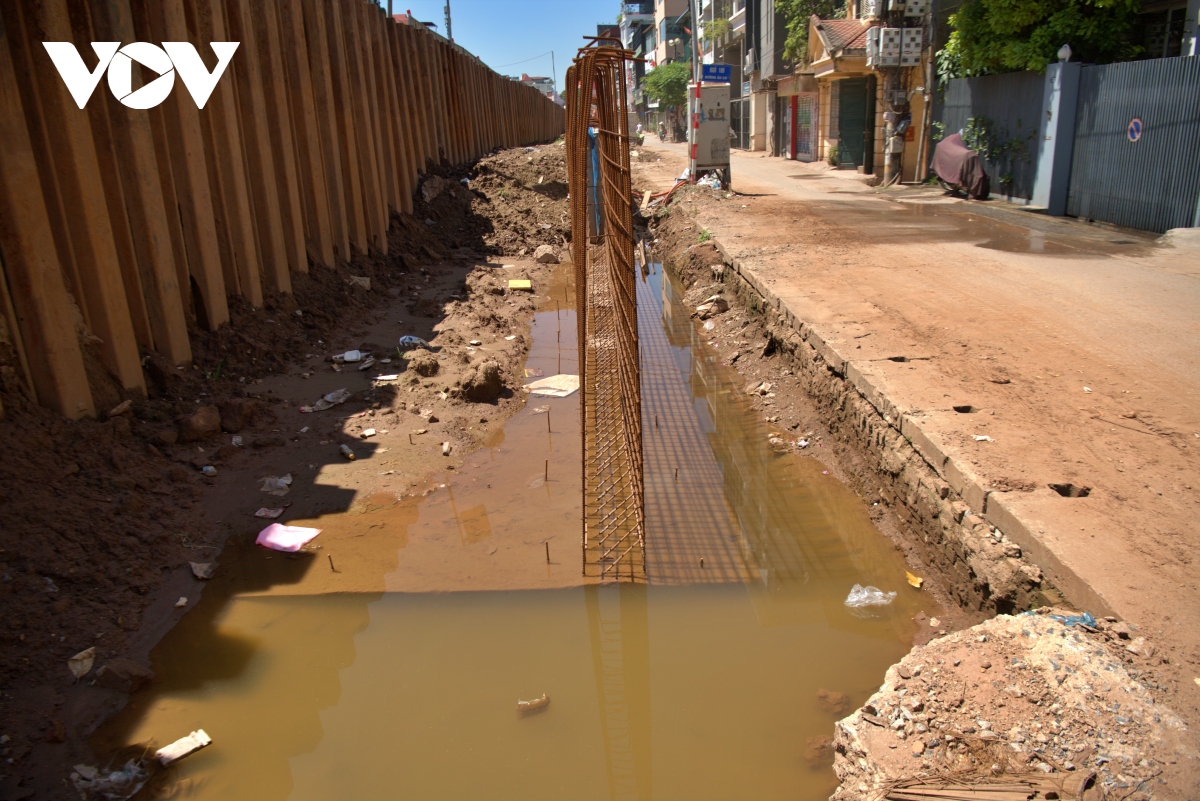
(635, 141), (1200, 739)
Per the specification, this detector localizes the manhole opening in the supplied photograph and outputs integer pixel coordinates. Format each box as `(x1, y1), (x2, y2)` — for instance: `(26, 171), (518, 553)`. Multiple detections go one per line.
(1049, 483), (1091, 498)
(953, 405), (976, 413)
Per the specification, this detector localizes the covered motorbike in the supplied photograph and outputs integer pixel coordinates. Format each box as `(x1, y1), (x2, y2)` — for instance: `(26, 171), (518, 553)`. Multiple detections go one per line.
(931, 132), (990, 200)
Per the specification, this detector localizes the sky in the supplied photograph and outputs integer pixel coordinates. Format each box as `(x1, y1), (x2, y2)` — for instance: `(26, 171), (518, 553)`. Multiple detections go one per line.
(373, 0), (619, 94)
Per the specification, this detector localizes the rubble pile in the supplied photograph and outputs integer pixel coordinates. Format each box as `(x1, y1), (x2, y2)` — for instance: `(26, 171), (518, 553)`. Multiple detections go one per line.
(832, 611), (1192, 800)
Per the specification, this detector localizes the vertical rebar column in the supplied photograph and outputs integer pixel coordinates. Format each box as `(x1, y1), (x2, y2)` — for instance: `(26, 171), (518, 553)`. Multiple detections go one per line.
(567, 44), (644, 581)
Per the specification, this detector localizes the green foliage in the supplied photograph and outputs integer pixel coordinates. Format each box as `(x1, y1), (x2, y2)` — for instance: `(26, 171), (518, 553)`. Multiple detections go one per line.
(826, 142), (838, 166)
(704, 18), (731, 42)
(930, 121), (946, 142)
(697, 227), (712, 243)
(961, 115), (1037, 194)
(938, 0), (1142, 81)
(643, 61), (691, 109)
(778, 0), (846, 63)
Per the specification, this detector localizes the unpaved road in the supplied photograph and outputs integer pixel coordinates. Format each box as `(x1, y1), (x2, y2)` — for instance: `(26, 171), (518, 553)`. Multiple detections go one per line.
(635, 141), (1200, 734)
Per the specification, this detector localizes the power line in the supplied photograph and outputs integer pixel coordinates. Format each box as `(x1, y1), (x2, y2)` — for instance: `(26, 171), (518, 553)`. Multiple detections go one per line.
(494, 50), (554, 68)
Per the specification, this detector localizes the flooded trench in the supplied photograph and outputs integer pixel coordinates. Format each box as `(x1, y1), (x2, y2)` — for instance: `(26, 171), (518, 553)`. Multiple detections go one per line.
(96, 263), (935, 800)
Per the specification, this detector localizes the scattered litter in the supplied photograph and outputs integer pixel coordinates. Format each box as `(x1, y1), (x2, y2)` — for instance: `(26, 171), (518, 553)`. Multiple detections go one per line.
(524, 367), (544, 378)
(155, 730), (212, 766)
(1041, 610), (1097, 628)
(797, 439), (810, 448)
(380, 358), (392, 364)
(231, 435), (243, 447)
(200, 465), (217, 477)
(845, 584), (896, 608)
(259, 474), (293, 496)
(530, 405), (550, 415)
(703, 320), (716, 331)
(346, 275), (371, 290)
(340, 444), (356, 460)
(905, 571), (924, 589)
(70, 760), (148, 800)
(373, 374), (401, 382)
(68, 647), (96, 679)
(469, 339), (482, 346)
(526, 374), (580, 397)
(190, 562), (215, 580)
(517, 693), (550, 714)
(174, 597), (187, 608)
(256, 523), (322, 552)
(398, 335), (430, 349)
(508, 279), (533, 291)
(301, 388), (352, 413)
(333, 350), (363, 363)
(254, 507), (285, 519)
(505, 335), (517, 341)
(1083, 386), (1092, 393)
(973, 435), (994, 442)
(929, 616), (941, 627)
(357, 357), (376, 371)
(108, 399), (132, 417)
(697, 173), (723, 190)
(299, 426), (310, 433)
(442, 442), (452, 456)
(360, 428), (376, 439)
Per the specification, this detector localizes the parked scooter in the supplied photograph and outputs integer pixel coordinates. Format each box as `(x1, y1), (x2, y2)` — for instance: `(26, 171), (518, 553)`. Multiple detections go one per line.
(931, 132), (990, 200)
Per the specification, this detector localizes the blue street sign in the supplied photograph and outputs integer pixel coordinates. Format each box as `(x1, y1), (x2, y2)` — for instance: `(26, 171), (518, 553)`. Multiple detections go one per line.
(702, 63), (732, 83)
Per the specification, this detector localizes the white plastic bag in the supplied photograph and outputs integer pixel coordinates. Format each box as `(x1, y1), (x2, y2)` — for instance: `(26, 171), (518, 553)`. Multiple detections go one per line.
(844, 584), (896, 608)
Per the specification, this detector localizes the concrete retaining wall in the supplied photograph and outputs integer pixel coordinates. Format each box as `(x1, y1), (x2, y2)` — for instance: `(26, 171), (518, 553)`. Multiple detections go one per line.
(0, 0), (564, 418)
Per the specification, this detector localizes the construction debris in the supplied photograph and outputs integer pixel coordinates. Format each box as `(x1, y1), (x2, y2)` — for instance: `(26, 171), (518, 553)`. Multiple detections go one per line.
(155, 729), (212, 766)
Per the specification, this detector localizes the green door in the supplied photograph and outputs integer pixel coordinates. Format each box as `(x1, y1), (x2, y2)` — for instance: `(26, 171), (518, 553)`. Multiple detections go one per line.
(836, 77), (874, 172)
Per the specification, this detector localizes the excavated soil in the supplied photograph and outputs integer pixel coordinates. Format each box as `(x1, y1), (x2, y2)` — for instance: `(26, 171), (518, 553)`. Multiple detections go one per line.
(0, 142), (568, 800)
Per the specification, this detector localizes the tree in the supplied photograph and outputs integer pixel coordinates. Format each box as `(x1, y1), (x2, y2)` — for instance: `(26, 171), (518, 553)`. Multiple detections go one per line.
(642, 61), (691, 109)
(778, 0), (846, 63)
(938, 0), (1142, 80)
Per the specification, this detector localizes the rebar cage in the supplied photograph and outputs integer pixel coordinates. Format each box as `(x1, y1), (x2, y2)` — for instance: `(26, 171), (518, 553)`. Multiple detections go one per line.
(566, 45), (644, 581)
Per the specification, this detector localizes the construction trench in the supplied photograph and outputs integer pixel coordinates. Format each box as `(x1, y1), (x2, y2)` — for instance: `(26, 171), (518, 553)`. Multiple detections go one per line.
(0, 6), (1195, 801)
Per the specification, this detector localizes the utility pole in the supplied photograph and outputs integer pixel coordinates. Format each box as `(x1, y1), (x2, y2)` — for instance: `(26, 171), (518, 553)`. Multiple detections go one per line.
(444, 0), (452, 41)
(551, 51), (557, 97)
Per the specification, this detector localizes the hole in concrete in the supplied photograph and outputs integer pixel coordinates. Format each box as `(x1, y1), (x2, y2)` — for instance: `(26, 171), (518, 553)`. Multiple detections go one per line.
(887, 356), (908, 363)
(953, 405), (976, 413)
(1049, 483), (1091, 498)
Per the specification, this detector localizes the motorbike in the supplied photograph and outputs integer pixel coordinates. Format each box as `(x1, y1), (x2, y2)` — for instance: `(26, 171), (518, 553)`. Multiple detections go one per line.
(931, 132), (990, 200)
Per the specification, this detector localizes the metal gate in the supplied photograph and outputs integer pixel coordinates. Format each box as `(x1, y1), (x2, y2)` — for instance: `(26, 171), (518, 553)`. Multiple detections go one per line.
(795, 93), (817, 162)
(1067, 56), (1200, 233)
(836, 77), (875, 172)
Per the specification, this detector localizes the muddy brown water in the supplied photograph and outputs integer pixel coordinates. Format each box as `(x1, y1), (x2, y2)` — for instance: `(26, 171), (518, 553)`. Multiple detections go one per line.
(96, 263), (935, 800)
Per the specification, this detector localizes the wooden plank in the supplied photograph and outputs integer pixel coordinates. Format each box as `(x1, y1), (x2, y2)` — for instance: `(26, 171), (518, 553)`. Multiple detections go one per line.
(299, 0), (349, 262)
(252, 0), (309, 275)
(7, 0), (145, 393)
(0, 13), (94, 418)
(187, 0), (263, 305)
(224, 0), (291, 293)
(87, 0), (191, 364)
(342, 0), (385, 252)
(384, 21), (417, 213)
(366, 7), (401, 216)
(323, 0), (368, 255)
(134, 0), (229, 329)
(400, 24), (434, 175)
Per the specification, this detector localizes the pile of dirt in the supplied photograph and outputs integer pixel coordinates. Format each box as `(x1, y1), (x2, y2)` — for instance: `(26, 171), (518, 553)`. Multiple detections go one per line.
(832, 611), (1197, 800)
(0, 141), (567, 798)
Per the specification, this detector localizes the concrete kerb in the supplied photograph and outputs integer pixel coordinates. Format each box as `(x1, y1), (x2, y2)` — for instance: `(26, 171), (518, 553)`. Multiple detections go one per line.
(705, 231), (1110, 618)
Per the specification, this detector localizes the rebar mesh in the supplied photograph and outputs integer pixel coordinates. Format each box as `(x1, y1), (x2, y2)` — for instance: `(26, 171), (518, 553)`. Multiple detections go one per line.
(566, 46), (644, 581)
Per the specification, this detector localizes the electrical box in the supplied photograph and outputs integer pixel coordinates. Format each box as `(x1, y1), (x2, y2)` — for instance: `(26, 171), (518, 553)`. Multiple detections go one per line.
(689, 82), (731, 174)
(904, 0), (929, 16)
(861, 0), (884, 17)
(901, 28), (923, 66)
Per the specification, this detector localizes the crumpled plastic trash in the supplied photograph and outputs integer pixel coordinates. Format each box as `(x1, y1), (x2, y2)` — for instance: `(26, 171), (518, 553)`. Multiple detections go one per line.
(844, 584), (897, 608)
(1037, 610), (1097, 628)
(332, 350), (363, 363)
(676, 166), (691, 182)
(259, 474), (293, 496)
(256, 523), (322, 552)
(301, 388), (352, 412)
(697, 173), (723, 190)
(71, 760), (148, 800)
(398, 335), (430, 350)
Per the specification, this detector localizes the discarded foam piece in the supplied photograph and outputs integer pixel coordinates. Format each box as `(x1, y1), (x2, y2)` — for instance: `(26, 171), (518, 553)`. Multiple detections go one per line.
(68, 647), (96, 679)
(190, 562), (215, 580)
(525, 374), (579, 398)
(155, 730), (212, 766)
(507, 279), (533, 291)
(256, 523), (322, 553)
(517, 693), (549, 714)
